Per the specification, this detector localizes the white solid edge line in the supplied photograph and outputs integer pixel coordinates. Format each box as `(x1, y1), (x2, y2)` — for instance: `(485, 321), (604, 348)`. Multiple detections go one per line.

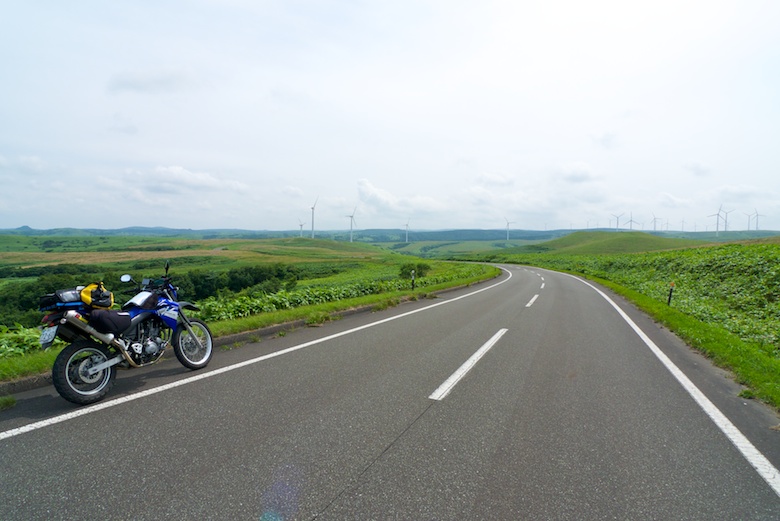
(429, 328), (508, 401)
(525, 294), (539, 308)
(563, 272), (780, 498)
(1, 267), (515, 441)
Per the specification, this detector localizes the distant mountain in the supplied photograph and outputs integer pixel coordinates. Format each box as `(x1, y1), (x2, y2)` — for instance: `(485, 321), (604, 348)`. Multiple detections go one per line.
(0, 226), (576, 242)
(2, 226), (777, 243)
(0, 226), (288, 238)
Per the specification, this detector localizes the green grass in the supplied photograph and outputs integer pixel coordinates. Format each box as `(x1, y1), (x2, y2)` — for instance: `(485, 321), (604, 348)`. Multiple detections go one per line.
(591, 276), (780, 408)
(207, 266), (498, 337)
(0, 347), (62, 381)
(0, 394), (15, 410)
(377, 239), (545, 257)
(499, 231), (707, 255)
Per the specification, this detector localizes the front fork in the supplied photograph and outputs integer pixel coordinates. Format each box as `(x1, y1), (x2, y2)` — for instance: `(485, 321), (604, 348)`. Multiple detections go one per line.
(177, 311), (204, 350)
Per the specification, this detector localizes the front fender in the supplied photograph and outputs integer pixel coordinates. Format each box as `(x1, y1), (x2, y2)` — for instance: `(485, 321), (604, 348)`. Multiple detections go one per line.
(178, 301), (200, 311)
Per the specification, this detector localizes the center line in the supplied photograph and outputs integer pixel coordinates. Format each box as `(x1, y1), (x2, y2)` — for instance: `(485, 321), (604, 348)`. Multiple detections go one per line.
(429, 329), (508, 401)
(526, 294), (540, 307)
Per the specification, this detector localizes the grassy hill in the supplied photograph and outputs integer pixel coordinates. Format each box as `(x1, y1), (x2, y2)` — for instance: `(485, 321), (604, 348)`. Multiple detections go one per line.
(499, 231), (709, 255)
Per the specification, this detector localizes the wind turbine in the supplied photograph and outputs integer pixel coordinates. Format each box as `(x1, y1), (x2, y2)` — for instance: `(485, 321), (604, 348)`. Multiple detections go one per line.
(346, 206), (357, 243)
(298, 219), (306, 237)
(505, 217), (515, 241)
(754, 209), (765, 231)
(625, 212), (639, 231)
(310, 196), (319, 239)
(404, 220), (410, 243)
(708, 205), (723, 237)
(651, 213), (661, 232)
(723, 208), (735, 232)
(611, 212), (624, 231)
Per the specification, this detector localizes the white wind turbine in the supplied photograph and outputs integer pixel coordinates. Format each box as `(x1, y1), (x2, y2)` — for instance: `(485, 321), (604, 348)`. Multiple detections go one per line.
(625, 212), (639, 231)
(346, 206), (357, 243)
(404, 220), (410, 243)
(505, 217), (515, 241)
(298, 219), (306, 237)
(310, 196), (319, 239)
(651, 213), (661, 232)
(708, 205), (723, 237)
(611, 212), (624, 231)
(723, 208), (735, 232)
(754, 209), (765, 231)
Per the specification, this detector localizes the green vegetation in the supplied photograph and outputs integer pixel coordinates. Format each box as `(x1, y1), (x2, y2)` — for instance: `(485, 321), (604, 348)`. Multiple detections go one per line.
(0, 346), (62, 380)
(196, 263), (488, 322)
(485, 230), (707, 255)
(0, 395), (15, 411)
(471, 231), (780, 409)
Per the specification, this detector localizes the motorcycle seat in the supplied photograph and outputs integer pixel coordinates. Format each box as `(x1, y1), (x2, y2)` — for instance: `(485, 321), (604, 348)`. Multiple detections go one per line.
(88, 309), (132, 335)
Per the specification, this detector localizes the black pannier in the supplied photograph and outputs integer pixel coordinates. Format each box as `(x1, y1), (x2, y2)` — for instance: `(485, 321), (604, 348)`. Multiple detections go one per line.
(88, 309), (132, 335)
(39, 287), (85, 311)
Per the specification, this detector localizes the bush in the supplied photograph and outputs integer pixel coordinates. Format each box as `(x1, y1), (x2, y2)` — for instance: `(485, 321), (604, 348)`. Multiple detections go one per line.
(400, 263), (431, 279)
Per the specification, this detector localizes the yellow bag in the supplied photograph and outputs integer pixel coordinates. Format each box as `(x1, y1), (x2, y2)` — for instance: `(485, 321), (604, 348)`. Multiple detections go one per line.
(80, 282), (114, 309)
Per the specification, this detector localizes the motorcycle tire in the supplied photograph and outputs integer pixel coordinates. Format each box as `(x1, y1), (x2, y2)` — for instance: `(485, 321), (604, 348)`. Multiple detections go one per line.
(52, 340), (116, 405)
(172, 319), (213, 370)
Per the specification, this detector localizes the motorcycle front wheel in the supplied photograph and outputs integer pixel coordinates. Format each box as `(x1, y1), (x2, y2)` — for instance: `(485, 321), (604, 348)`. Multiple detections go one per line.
(172, 319), (213, 370)
(52, 340), (116, 405)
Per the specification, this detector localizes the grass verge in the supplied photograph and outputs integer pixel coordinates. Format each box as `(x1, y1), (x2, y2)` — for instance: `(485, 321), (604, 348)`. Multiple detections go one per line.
(0, 347), (62, 381)
(569, 271), (780, 410)
(0, 395), (15, 411)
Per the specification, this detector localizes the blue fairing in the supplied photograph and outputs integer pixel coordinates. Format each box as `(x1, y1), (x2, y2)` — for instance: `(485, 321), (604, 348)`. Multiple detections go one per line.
(125, 296), (180, 328)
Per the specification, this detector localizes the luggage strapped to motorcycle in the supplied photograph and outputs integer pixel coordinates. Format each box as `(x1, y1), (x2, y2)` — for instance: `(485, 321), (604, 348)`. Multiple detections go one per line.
(80, 282), (114, 309)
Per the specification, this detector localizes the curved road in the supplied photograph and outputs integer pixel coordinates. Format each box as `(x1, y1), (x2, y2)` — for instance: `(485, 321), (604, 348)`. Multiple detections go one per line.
(1, 266), (779, 519)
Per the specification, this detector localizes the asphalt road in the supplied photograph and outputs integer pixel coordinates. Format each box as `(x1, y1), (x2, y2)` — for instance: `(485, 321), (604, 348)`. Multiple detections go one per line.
(1, 265), (779, 519)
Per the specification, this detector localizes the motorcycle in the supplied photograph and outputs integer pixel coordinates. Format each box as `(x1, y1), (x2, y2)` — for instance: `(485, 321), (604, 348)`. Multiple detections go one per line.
(39, 262), (213, 405)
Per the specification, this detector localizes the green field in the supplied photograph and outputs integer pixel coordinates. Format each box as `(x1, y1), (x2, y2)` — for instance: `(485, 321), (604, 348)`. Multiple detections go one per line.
(497, 230), (709, 255)
(377, 239), (546, 257)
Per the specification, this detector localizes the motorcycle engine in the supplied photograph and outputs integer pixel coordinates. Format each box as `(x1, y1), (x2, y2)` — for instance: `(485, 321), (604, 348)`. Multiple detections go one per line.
(127, 317), (170, 364)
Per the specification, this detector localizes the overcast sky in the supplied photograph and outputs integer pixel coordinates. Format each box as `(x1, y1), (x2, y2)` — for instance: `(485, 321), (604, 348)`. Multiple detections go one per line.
(1, 1), (778, 232)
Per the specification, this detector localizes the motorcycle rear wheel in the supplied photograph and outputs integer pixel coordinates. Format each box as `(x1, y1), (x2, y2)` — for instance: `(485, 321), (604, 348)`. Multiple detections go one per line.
(52, 340), (116, 405)
(173, 319), (213, 370)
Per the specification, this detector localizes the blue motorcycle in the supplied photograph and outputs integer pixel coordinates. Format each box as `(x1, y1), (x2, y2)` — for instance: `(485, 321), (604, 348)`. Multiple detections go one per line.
(39, 262), (213, 405)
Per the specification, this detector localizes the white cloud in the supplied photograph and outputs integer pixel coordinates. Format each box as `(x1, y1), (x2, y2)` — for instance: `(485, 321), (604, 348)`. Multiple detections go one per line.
(18, 156), (46, 173)
(557, 162), (597, 184)
(356, 179), (448, 226)
(477, 172), (514, 187)
(683, 163), (711, 177)
(281, 185), (304, 198)
(107, 71), (196, 95)
(592, 132), (618, 149)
